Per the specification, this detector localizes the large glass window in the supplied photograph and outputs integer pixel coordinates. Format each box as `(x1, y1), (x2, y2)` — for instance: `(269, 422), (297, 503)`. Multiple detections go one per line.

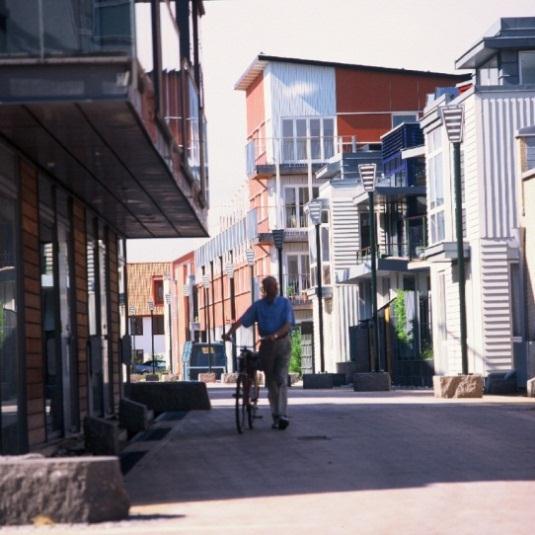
(284, 186), (319, 229)
(0, 0), (134, 58)
(427, 127), (446, 244)
(0, 155), (21, 454)
(519, 50), (535, 85)
(281, 117), (336, 162)
(286, 253), (310, 296)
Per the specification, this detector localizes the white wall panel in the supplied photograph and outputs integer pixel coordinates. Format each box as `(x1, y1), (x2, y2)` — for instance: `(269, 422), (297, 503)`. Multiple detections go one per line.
(267, 61), (336, 143)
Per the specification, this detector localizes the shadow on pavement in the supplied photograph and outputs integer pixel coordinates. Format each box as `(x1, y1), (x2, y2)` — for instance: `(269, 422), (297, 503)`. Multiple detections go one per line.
(125, 388), (535, 506)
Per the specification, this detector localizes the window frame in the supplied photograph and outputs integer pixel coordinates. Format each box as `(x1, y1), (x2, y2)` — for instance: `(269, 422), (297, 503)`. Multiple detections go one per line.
(427, 126), (446, 245)
(280, 116), (336, 163)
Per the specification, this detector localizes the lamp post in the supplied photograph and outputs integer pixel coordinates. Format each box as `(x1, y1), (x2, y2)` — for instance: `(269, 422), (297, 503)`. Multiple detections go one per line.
(308, 199), (324, 373)
(202, 273), (212, 372)
(219, 255), (226, 342)
(359, 163), (380, 372)
(442, 105), (468, 375)
(147, 299), (155, 374)
(165, 292), (173, 374)
(128, 305), (136, 374)
(272, 229), (285, 296)
(245, 248), (256, 347)
(226, 262), (237, 371)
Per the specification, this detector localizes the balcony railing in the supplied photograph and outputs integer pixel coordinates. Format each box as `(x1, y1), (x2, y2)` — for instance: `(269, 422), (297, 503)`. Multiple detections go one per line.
(356, 239), (427, 265)
(245, 136), (382, 174)
(285, 274), (311, 305)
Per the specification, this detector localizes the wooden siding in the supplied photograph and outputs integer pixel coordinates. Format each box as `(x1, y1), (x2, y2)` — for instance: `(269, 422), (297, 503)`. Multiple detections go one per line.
(479, 93), (535, 238)
(331, 195), (360, 271)
(20, 160), (45, 447)
(108, 233), (122, 408)
(72, 199), (89, 419)
(127, 262), (171, 316)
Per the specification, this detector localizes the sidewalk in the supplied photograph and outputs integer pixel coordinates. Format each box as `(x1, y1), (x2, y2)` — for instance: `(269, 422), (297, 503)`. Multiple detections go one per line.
(5, 387), (535, 534)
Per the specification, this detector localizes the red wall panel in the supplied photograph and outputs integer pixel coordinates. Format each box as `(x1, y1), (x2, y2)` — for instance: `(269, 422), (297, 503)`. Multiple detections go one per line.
(246, 73), (265, 136)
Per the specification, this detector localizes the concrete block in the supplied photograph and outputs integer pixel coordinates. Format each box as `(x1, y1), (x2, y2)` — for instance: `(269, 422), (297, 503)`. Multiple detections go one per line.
(353, 372), (391, 392)
(124, 381), (211, 414)
(433, 375), (484, 398)
(526, 377), (535, 397)
(119, 398), (153, 437)
(336, 362), (357, 384)
(145, 374), (160, 382)
(83, 417), (121, 456)
(222, 372), (239, 384)
(0, 456), (129, 525)
(198, 372), (217, 383)
(303, 373), (334, 389)
(485, 371), (517, 395)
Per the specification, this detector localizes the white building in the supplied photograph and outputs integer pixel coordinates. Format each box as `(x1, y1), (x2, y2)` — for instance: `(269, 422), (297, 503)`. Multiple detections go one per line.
(421, 18), (535, 384)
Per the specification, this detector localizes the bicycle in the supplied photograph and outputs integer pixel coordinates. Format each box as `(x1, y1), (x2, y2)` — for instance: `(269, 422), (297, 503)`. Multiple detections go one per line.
(234, 346), (261, 434)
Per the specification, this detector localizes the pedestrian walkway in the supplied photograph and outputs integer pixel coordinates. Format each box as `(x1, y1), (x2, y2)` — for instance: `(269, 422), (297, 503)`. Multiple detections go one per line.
(5, 387), (535, 534)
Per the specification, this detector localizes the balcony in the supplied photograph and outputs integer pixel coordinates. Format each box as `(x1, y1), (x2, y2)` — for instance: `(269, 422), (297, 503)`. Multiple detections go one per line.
(246, 135), (381, 178)
(0, 0), (208, 238)
(285, 274), (313, 309)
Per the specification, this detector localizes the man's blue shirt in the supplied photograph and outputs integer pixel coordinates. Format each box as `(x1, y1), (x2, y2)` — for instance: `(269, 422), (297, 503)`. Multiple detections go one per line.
(240, 296), (295, 336)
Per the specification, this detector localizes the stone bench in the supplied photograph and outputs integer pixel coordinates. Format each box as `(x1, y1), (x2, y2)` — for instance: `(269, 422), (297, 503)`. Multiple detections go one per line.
(0, 456), (129, 525)
(433, 375), (484, 398)
(124, 381), (211, 414)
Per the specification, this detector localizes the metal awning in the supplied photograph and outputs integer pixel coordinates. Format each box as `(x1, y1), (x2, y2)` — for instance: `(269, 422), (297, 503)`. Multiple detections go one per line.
(0, 61), (208, 239)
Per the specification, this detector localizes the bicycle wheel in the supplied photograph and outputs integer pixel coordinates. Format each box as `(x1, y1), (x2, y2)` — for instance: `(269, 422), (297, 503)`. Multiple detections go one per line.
(247, 375), (259, 429)
(235, 375), (247, 434)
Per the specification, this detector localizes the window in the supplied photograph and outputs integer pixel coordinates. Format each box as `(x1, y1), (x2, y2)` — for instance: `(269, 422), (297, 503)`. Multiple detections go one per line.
(286, 253), (310, 295)
(132, 316), (143, 336)
(281, 117), (335, 162)
(427, 127), (445, 244)
(153, 278), (164, 305)
(478, 56), (499, 86)
(284, 186), (319, 228)
(519, 50), (535, 85)
(392, 113), (418, 128)
(152, 314), (165, 335)
(309, 224), (331, 287)
(0, 153), (21, 454)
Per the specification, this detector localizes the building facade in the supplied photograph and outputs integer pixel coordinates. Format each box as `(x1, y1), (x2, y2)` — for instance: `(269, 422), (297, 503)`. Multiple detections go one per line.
(0, 0), (209, 454)
(421, 18), (535, 384)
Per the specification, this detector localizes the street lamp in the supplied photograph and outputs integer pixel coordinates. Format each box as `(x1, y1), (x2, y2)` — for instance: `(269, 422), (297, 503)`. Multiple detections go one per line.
(202, 272), (212, 372)
(272, 229), (285, 296)
(308, 199), (324, 373)
(165, 292), (173, 374)
(442, 105), (468, 375)
(147, 299), (155, 375)
(245, 248), (256, 347)
(226, 261), (237, 371)
(128, 305), (136, 375)
(359, 163), (380, 373)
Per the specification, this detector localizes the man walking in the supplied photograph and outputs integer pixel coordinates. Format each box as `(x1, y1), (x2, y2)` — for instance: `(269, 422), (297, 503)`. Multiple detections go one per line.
(223, 276), (294, 430)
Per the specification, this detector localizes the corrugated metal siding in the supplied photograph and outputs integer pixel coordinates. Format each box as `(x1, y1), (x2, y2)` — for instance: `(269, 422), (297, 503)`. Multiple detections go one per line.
(267, 62), (336, 143)
(480, 93), (535, 238)
(331, 198), (359, 270)
(479, 239), (513, 371)
(463, 97), (480, 240)
(333, 284), (361, 362)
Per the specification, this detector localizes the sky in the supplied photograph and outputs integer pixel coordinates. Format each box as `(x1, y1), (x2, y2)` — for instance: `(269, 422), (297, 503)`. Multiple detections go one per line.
(127, 0), (535, 262)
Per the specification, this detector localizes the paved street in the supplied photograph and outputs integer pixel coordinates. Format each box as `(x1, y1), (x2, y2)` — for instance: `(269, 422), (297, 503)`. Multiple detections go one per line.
(6, 386), (535, 534)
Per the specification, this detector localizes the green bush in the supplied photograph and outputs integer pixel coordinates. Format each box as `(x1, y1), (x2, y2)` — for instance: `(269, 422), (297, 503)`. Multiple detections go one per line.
(289, 329), (302, 374)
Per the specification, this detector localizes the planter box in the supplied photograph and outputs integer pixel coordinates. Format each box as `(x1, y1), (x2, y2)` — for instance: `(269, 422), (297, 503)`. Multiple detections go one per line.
(303, 373), (333, 389)
(124, 381), (211, 413)
(198, 372), (217, 383)
(433, 375), (484, 398)
(353, 372), (391, 392)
